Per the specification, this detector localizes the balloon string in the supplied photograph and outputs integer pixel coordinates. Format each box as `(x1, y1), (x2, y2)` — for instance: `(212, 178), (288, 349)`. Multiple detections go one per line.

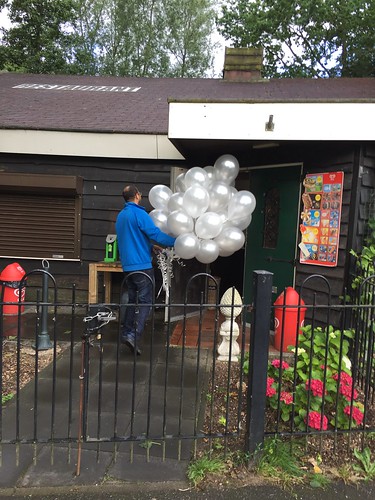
(156, 248), (184, 293)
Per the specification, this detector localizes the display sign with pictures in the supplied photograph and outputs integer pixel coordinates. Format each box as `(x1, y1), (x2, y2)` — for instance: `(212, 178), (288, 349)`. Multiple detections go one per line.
(299, 172), (344, 267)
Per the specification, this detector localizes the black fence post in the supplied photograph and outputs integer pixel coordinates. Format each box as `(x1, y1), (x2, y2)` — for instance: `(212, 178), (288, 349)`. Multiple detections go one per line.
(245, 270), (273, 459)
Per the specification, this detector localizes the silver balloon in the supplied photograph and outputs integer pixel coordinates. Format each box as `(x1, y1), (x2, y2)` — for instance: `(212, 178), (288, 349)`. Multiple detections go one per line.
(229, 186), (238, 198)
(195, 212), (223, 240)
(149, 184), (173, 209)
(214, 226), (245, 253)
(228, 190), (256, 221)
(208, 181), (231, 212)
(183, 185), (210, 219)
(213, 154), (240, 184)
(168, 192), (184, 212)
(149, 209), (169, 233)
(229, 213), (252, 231)
(167, 210), (194, 236)
(184, 167), (208, 188)
(196, 239), (219, 264)
(203, 166), (215, 188)
(216, 209), (228, 225)
(219, 247), (234, 257)
(175, 173), (186, 192)
(174, 233), (199, 260)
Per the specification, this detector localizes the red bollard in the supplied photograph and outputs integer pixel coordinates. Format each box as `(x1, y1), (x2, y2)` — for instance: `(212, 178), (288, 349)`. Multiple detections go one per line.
(274, 287), (306, 352)
(0, 263), (26, 315)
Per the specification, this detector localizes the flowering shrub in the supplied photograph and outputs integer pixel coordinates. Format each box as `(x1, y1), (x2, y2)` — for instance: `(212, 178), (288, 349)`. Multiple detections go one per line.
(264, 325), (365, 431)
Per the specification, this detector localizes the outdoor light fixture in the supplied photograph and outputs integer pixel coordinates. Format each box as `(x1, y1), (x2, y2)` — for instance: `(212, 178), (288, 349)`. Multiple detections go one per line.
(265, 114), (274, 131)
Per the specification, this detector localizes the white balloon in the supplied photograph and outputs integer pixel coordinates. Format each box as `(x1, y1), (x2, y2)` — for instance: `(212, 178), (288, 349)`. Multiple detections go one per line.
(215, 226), (245, 253)
(196, 239), (219, 264)
(149, 209), (169, 232)
(219, 248), (234, 257)
(203, 166), (215, 188)
(168, 192), (184, 212)
(183, 185), (210, 219)
(229, 213), (252, 231)
(175, 173), (186, 193)
(214, 154), (240, 184)
(184, 167), (208, 188)
(167, 210), (194, 236)
(149, 185), (172, 209)
(208, 181), (231, 212)
(195, 212), (223, 240)
(228, 190), (256, 221)
(175, 233), (199, 259)
(229, 186), (238, 198)
(216, 209), (228, 225)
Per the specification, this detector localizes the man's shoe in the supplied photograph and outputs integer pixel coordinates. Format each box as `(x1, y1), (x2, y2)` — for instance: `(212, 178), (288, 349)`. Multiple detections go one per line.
(123, 336), (142, 356)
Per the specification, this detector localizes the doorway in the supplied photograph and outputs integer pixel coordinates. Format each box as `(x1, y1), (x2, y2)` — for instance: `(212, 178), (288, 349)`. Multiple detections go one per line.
(243, 164), (302, 303)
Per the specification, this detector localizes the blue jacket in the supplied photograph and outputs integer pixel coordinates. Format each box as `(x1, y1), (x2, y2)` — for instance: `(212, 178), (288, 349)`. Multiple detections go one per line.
(116, 202), (176, 272)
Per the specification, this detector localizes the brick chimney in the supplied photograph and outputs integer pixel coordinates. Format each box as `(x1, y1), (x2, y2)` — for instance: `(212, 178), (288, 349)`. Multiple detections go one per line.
(223, 47), (263, 82)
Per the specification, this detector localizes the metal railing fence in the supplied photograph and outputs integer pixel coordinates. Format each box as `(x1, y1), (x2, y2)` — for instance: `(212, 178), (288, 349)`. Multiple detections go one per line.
(0, 267), (375, 475)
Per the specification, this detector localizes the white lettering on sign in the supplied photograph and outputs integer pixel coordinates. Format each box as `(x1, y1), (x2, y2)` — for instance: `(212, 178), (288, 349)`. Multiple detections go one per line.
(13, 83), (141, 93)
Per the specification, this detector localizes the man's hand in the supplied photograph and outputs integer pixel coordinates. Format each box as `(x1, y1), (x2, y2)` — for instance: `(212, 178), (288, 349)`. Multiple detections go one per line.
(153, 245), (163, 254)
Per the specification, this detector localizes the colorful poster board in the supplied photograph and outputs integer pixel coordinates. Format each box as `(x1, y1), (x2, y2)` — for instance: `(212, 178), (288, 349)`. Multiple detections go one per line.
(299, 172), (344, 267)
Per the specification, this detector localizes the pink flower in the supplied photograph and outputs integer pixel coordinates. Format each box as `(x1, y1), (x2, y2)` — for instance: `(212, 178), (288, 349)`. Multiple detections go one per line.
(306, 379), (326, 397)
(271, 359), (290, 370)
(340, 384), (358, 401)
(305, 411), (328, 431)
(333, 372), (353, 386)
(266, 377), (276, 397)
(344, 406), (364, 426)
(280, 391), (293, 405)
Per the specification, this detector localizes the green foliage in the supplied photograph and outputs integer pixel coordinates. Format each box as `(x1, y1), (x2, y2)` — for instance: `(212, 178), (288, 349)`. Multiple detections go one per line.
(163, 0), (216, 77)
(256, 437), (304, 483)
(2, 393), (14, 405)
(1, 0), (77, 74)
(351, 218), (375, 293)
(217, 0), (375, 78)
(242, 352), (249, 376)
(0, 0), (217, 77)
(138, 439), (161, 450)
(218, 415), (226, 426)
(353, 447), (375, 480)
(244, 324), (365, 432)
(187, 454), (226, 486)
(309, 472), (331, 489)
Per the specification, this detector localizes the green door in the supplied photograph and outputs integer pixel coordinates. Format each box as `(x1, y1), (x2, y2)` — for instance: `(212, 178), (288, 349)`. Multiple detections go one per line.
(243, 165), (302, 303)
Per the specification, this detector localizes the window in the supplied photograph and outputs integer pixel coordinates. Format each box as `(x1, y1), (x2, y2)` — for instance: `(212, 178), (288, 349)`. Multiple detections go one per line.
(263, 187), (280, 249)
(0, 173), (83, 260)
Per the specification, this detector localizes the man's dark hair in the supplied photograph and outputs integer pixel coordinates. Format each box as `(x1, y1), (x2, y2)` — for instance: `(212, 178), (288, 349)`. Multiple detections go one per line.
(122, 185), (140, 202)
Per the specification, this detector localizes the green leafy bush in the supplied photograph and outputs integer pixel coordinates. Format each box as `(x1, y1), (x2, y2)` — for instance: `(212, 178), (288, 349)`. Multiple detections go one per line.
(246, 325), (365, 431)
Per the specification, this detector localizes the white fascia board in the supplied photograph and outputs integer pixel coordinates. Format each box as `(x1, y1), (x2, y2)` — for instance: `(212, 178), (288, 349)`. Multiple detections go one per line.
(168, 102), (375, 141)
(0, 130), (184, 160)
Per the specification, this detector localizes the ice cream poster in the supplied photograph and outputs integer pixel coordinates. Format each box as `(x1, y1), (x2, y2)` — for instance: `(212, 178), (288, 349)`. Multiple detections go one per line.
(299, 172), (344, 267)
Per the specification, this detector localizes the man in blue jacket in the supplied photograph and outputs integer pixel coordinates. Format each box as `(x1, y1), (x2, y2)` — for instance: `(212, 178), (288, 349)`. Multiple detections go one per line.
(116, 185), (176, 355)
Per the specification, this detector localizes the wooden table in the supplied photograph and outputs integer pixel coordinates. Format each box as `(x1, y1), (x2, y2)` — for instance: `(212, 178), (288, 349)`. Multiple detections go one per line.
(88, 261), (123, 304)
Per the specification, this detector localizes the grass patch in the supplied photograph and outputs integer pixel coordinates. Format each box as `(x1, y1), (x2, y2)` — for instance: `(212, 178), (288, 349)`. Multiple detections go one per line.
(255, 437), (305, 488)
(187, 455), (226, 486)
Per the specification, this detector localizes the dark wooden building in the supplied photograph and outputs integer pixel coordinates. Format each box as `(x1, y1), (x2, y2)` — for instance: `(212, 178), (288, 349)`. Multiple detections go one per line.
(0, 49), (374, 311)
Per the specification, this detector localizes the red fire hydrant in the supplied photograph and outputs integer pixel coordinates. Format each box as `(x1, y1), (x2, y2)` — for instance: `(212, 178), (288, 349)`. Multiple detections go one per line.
(274, 287), (306, 352)
(0, 263), (26, 315)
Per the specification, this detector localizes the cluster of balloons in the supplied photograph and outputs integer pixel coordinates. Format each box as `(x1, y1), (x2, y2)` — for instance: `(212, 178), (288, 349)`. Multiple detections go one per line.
(149, 154), (256, 264)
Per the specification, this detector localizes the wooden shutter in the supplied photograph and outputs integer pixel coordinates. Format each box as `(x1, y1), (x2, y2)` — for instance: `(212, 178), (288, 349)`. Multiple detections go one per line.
(0, 193), (81, 260)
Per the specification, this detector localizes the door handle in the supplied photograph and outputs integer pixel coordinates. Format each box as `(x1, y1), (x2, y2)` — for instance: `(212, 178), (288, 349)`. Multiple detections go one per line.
(266, 257), (296, 266)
